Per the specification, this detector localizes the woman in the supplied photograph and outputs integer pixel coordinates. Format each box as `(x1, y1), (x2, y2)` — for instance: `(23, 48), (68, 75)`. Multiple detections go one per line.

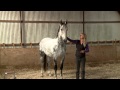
(67, 33), (89, 79)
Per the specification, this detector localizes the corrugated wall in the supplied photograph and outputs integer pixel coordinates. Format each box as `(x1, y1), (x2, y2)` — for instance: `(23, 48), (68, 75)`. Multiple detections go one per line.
(85, 23), (120, 41)
(22, 11), (83, 43)
(23, 23), (83, 43)
(0, 11), (20, 20)
(24, 23), (59, 43)
(85, 11), (120, 21)
(84, 11), (120, 41)
(0, 23), (20, 44)
(24, 11), (83, 21)
(0, 11), (20, 44)
(0, 11), (120, 45)
(0, 11), (83, 44)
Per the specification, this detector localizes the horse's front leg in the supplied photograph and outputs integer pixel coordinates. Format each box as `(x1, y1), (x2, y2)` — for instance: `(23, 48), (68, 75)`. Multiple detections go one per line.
(60, 54), (65, 79)
(53, 59), (57, 79)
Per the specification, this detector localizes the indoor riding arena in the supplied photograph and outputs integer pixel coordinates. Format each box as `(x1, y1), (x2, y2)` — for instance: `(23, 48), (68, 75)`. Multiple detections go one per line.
(0, 11), (120, 79)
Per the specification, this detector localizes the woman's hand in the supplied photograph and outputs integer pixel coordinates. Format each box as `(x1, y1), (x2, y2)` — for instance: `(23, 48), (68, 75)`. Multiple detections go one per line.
(80, 50), (85, 53)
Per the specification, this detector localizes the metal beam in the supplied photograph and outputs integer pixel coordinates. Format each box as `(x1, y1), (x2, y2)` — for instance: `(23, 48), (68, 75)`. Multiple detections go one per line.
(20, 11), (23, 44)
(0, 20), (120, 23)
(83, 11), (85, 33)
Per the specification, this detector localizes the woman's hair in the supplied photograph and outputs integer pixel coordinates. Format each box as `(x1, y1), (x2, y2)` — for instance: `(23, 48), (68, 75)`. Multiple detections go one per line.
(80, 33), (87, 47)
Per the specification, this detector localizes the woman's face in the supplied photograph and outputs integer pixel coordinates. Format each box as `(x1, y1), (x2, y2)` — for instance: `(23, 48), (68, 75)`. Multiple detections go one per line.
(80, 34), (85, 39)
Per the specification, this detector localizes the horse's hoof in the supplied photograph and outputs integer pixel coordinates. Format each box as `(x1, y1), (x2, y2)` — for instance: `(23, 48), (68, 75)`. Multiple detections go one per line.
(48, 73), (52, 77)
(61, 77), (63, 79)
(54, 76), (57, 79)
(40, 74), (43, 77)
(60, 74), (63, 79)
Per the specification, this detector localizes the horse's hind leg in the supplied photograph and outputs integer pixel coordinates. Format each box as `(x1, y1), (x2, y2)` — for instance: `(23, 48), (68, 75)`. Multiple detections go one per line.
(40, 51), (45, 77)
(53, 59), (57, 79)
(60, 55), (65, 79)
(47, 56), (52, 76)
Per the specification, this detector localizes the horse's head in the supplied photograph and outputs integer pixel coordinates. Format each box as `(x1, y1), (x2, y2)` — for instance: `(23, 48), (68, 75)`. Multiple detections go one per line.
(57, 20), (68, 43)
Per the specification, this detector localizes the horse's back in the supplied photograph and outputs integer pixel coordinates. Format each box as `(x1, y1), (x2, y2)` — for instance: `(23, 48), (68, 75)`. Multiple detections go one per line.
(39, 38), (58, 56)
(39, 38), (57, 47)
(40, 38), (51, 44)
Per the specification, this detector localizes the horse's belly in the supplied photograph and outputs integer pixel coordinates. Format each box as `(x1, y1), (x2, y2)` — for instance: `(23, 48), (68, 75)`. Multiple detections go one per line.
(44, 46), (65, 58)
(41, 46), (54, 57)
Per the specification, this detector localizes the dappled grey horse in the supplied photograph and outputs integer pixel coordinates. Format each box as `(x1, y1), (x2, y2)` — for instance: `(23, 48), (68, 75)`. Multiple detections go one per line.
(39, 20), (68, 79)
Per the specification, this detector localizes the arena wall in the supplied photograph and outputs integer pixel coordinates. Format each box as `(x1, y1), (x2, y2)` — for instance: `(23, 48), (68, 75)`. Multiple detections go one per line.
(0, 45), (119, 67)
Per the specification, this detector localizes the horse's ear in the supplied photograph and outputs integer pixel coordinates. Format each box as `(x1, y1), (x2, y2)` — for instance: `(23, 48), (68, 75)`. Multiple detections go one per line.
(65, 19), (67, 25)
(60, 19), (63, 25)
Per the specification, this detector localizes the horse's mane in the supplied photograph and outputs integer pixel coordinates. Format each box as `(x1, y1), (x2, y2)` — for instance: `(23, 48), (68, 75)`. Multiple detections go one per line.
(56, 26), (60, 38)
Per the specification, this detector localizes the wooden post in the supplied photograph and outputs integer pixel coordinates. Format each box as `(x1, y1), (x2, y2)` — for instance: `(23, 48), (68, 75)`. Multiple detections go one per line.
(20, 11), (25, 47)
(30, 43), (32, 48)
(112, 40), (114, 45)
(3, 43), (5, 48)
(20, 11), (22, 44)
(83, 11), (85, 34)
(115, 39), (116, 45)
(0, 45), (1, 66)
(12, 43), (15, 48)
(91, 41), (93, 46)
(98, 41), (99, 45)
(105, 41), (107, 44)
(20, 42), (22, 47)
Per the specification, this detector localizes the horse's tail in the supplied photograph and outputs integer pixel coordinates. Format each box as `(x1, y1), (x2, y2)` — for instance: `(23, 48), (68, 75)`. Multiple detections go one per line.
(43, 53), (47, 72)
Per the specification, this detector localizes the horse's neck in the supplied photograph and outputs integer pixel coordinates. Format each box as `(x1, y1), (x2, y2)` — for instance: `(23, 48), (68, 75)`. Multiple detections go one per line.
(57, 37), (66, 48)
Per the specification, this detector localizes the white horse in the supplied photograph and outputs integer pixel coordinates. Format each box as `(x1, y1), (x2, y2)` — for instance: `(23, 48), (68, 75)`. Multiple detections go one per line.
(39, 20), (68, 79)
